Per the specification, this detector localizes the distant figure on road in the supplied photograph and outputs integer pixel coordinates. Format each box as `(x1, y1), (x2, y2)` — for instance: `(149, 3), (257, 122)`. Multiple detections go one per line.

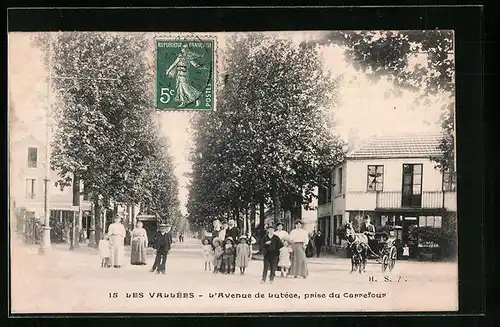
(107, 216), (126, 268)
(130, 221), (148, 266)
(150, 223), (173, 274)
(179, 233), (184, 243)
(314, 230), (325, 258)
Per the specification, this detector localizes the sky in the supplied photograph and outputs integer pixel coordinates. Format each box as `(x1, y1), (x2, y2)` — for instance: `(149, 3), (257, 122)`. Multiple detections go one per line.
(8, 31), (450, 216)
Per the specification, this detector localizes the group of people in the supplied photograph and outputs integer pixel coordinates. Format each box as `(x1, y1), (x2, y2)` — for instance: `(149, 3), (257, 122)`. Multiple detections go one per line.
(98, 216), (174, 274)
(202, 218), (310, 284)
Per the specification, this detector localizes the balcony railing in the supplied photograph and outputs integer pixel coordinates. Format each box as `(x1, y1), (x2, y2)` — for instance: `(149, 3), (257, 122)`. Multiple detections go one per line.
(376, 191), (448, 209)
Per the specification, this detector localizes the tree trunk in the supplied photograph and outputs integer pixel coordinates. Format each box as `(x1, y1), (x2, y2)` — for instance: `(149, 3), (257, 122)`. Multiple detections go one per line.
(250, 203), (256, 230)
(71, 174), (80, 249)
(271, 178), (280, 223)
(131, 204), (136, 230)
(245, 205), (250, 235)
(90, 196), (100, 248)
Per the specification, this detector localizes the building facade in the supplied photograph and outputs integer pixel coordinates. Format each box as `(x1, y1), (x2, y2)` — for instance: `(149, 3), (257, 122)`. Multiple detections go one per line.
(10, 135), (92, 241)
(317, 134), (457, 257)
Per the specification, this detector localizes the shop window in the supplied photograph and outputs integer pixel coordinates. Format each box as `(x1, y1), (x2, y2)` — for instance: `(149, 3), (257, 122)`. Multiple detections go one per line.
(418, 216), (442, 228)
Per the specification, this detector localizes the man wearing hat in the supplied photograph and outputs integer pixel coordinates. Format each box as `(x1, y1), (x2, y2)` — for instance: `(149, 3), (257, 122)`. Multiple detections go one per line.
(226, 219), (240, 273)
(150, 222), (173, 274)
(260, 224), (283, 284)
(360, 215), (376, 255)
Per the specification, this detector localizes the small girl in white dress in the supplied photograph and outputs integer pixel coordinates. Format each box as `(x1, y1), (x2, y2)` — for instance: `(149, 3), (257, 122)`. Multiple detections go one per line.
(202, 238), (214, 271)
(278, 239), (293, 277)
(99, 234), (111, 268)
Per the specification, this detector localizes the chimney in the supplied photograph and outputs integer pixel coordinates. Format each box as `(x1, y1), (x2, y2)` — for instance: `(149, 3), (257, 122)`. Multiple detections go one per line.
(347, 128), (359, 153)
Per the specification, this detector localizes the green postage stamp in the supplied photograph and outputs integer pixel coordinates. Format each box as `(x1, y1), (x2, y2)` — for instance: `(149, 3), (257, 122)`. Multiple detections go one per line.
(156, 38), (215, 111)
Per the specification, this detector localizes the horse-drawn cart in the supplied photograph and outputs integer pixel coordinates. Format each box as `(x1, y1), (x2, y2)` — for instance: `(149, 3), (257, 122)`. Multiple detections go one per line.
(344, 222), (398, 274)
(372, 232), (398, 272)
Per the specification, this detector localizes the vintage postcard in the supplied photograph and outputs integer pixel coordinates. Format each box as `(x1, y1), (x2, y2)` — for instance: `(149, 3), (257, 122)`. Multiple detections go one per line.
(8, 30), (458, 314)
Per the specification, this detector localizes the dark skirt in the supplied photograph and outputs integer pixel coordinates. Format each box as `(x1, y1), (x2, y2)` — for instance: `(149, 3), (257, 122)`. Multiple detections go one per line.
(130, 237), (147, 265)
(290, 242), (308, 277)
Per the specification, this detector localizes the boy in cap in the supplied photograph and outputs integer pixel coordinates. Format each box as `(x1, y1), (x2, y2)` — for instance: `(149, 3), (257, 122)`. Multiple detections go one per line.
(260, 224), (283, 284)
(150, 223), (173, 274)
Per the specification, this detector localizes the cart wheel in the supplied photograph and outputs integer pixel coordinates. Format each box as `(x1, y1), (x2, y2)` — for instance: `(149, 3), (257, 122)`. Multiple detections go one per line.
(382, 254), (389, 272)
(388, 246), (397, 271)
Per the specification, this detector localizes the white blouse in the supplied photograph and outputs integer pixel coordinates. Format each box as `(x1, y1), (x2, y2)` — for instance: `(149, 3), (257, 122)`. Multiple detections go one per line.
(289, 228), (309, 244)
(108, 223), (126, 237)
(274, 230), (289, 240)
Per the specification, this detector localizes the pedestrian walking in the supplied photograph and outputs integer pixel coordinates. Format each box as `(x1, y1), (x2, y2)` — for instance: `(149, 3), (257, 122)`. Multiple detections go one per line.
(107, 215), (126, 268)
(130, 221), (148, 266)
(212, 237), (223, 274)
(99, 234), (111, 268)
(202, 238), (214, 271)
(179, 233), (184, 243)
(150, 223), (173, 274)
(235, 235), (250, 275)
(222, 237), (235, 274)
(314, 230), (325, 258)
(260, 224), (283, 284)
(289, 219), (309, 279)
(278, 238), (293, 277)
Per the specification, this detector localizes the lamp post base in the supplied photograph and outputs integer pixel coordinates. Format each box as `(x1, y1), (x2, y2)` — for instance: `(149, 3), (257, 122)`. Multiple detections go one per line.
(38, 226), (51, 255)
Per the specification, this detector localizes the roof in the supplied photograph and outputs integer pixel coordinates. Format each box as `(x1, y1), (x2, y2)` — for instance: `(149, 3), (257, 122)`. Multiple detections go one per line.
(346, 133), (444, 159)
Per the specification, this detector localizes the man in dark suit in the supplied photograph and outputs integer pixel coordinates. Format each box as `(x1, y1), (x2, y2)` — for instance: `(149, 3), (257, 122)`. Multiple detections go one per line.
(359, 215), (377, 255)
(314, 230), (325, 258)
(150, 223), (173, 274)
(226, 219), (240, 273)
(260, 224), (283, 284)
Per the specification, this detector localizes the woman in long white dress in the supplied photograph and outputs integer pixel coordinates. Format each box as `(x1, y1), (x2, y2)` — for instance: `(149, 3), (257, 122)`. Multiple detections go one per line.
(107, 216), (126, 268)
(289, 219), (309, 278)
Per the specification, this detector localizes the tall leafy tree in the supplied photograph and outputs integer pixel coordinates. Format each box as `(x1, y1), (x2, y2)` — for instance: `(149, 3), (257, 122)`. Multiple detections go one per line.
(187, 34), (345, 233)
(33, 32), (166, 244)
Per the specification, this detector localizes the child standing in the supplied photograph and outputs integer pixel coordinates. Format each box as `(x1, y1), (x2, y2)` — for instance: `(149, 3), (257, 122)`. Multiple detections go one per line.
(278, 238), (293, 277)
(99, 234), (111, 268)
(213, 238), (223, 274)
(202, 238), (214, 271)
(402, 244), (410, 260)
(235, 235), (250, 275)
(222, 237), (235, 274)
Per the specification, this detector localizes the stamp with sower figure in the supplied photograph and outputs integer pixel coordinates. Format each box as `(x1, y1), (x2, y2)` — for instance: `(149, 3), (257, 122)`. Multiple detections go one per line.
(156, 36), (215, 111)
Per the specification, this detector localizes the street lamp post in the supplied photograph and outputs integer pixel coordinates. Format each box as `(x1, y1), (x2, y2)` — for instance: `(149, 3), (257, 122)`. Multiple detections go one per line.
(39, 36), (53, 255)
